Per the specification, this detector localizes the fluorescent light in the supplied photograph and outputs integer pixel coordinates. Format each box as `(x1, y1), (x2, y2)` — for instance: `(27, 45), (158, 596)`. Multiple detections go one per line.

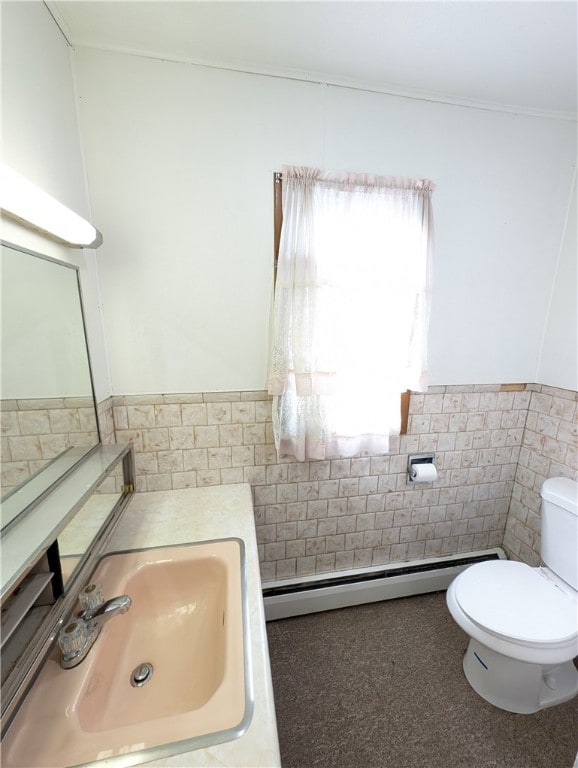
(0, 163), (102, 248)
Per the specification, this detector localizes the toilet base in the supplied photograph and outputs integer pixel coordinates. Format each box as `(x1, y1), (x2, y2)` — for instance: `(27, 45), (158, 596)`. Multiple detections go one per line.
(463, 639), (578, 714)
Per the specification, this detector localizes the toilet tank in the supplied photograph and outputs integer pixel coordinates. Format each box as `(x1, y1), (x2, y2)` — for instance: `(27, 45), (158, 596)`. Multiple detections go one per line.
(541, 477), (578, 590)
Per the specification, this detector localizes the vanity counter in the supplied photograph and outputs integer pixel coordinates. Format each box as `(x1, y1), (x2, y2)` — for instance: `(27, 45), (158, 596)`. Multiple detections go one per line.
(104, 483), (281, 768)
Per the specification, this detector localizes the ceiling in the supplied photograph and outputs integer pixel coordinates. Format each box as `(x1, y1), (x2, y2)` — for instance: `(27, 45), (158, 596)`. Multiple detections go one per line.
(48, 1), (578, 118)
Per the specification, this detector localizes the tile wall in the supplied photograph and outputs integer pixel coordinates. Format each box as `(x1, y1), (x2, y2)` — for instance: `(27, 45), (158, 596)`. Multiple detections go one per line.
(0, 397), (99, 494)
(97, 397), (115, 445)
(504, 385), (577, 565)
(106, 383), (577, 581)
(5, 385), (575, 580)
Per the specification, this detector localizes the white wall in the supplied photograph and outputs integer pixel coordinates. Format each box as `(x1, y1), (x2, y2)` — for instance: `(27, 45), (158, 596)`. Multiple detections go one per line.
(73, 47), (576, 395)
(537, 176), (578, 390)
(73, 52), (322, 395)
(1, 2), (110, 403)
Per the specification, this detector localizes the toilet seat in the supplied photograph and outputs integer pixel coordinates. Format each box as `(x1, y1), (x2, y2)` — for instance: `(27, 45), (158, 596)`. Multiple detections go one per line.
(453, 560), (578, 648)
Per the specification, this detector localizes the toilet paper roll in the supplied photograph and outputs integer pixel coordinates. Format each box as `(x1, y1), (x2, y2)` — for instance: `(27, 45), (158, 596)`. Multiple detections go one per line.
(410, 463), (438, 483)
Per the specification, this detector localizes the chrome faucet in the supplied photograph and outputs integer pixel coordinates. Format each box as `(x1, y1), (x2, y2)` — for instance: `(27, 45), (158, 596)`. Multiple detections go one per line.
(84, 594), (132, 628)
(58, 584), (132, 669)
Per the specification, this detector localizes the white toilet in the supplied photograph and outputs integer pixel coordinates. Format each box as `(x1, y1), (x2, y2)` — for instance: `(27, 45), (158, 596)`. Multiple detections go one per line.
(446, 476), (578, 714)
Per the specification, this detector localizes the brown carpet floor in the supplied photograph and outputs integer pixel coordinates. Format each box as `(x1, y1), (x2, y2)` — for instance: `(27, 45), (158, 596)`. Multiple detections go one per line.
(266, 592), (578, 768)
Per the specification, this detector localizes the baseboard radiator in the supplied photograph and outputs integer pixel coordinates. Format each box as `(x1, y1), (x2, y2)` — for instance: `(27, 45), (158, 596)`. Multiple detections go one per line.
(263, 548), (506, 621)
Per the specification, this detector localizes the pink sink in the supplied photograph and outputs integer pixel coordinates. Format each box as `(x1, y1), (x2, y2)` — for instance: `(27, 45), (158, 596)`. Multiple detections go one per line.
(2, 538), (252, 768)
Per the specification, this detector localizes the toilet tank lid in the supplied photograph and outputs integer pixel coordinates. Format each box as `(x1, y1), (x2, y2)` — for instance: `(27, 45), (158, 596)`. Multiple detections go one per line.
(541, 477), (578, 515)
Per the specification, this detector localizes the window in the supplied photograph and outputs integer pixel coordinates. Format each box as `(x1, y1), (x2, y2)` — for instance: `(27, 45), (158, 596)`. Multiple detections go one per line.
(269, 166), (434, 461)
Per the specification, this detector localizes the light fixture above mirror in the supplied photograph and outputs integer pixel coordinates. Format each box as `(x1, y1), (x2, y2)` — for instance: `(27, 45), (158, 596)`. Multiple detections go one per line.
(0, 163), (102, 249)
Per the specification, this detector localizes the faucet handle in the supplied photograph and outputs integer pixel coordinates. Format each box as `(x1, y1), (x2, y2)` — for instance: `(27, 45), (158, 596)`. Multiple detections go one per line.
(58, 620), (89, 658)
(79, 583), (104, 613)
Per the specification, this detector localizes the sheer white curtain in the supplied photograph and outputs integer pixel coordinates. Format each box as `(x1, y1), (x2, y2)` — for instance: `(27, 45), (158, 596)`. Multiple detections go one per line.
(268, 165), (435, 461)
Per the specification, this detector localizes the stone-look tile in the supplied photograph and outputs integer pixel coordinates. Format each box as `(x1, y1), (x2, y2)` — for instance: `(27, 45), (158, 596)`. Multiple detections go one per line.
(39, 434), (69, 457)
(208, 447), (232, 469)
(503, 385), (577, 564)
(255, 485), (277, 506)
(181, 404), (208, 426)
(49, 409), (82, 433)
(244, 424), (266, 445)
(276, 558), (296, 579)
(183, 449), (208, 471)
(142, 427), (169, 452)
(167, 426), (194, 450)
(232, 445), (255, 466)
(288, 463), (309, 482)
(242, 390), (270, 401)
(207, 403), (232, 424)
(263, 502), (285, 524)
(255, 444), (278, 465)
(18, 410), (51, 435)
(157, 450), (184, 473)
(194, 426), (220, 448)
(126, 405), (155, 429)
(285, 539), (305, 558)
(91, 384), (578, 581)
(162, 392), (203, 404)
(18, 398), (64, 410)
(146, 474), (172, 492)
(255, 401), (272, 422)
(97, 398), (116, 444)
(245, 466), (267, 485)
(78, 407), (97, 433)
(7, 435), (41, 461)
(197, 469), (222, 486)
(199, 391), (239, 402)
(267, 464), (288, 484)
(155, 404), (182, 427)
(323, 496), (344, 516)
(136, 452), (158, 475)
(124, 395), (164, 406)
(1, 397), (105, 494)
(220, 467), (244, 485)
(219, 424), (243, 446)
(1, 410), (21, 437)
(330, 459), (350, 479)
(296, 556), (317, 576)
(232, 402), (256, 423)
(316, 553), (336, 572)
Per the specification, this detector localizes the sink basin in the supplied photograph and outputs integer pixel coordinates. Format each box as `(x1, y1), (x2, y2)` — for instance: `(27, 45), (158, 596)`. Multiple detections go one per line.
(2, 538), (253, 768)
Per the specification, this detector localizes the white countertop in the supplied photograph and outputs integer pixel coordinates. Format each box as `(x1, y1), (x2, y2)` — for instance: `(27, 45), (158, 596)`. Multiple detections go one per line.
(104, 484), (281, 768)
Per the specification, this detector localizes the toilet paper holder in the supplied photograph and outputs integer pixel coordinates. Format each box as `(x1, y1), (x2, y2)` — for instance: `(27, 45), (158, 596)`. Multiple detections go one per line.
(407, 453), (436, 483)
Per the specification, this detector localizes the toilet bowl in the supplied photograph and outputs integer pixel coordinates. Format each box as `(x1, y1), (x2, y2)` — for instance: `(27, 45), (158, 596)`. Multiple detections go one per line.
(447, 560), (578, 713)
(446, 477), (578, 714)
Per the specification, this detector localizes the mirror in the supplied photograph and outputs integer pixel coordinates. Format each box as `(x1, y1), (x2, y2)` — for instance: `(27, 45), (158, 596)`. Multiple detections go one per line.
(0, 242), (100, 516)
(0, 241), (137, 731)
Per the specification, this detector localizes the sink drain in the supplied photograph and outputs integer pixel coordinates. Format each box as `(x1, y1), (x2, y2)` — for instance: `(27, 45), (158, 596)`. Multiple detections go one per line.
(130, 662), (153, 687)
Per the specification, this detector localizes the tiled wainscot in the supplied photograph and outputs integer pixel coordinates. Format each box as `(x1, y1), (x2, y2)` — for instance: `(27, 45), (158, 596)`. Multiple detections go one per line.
(1, 397), (99, 494)
(105, 383), (577, 581)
